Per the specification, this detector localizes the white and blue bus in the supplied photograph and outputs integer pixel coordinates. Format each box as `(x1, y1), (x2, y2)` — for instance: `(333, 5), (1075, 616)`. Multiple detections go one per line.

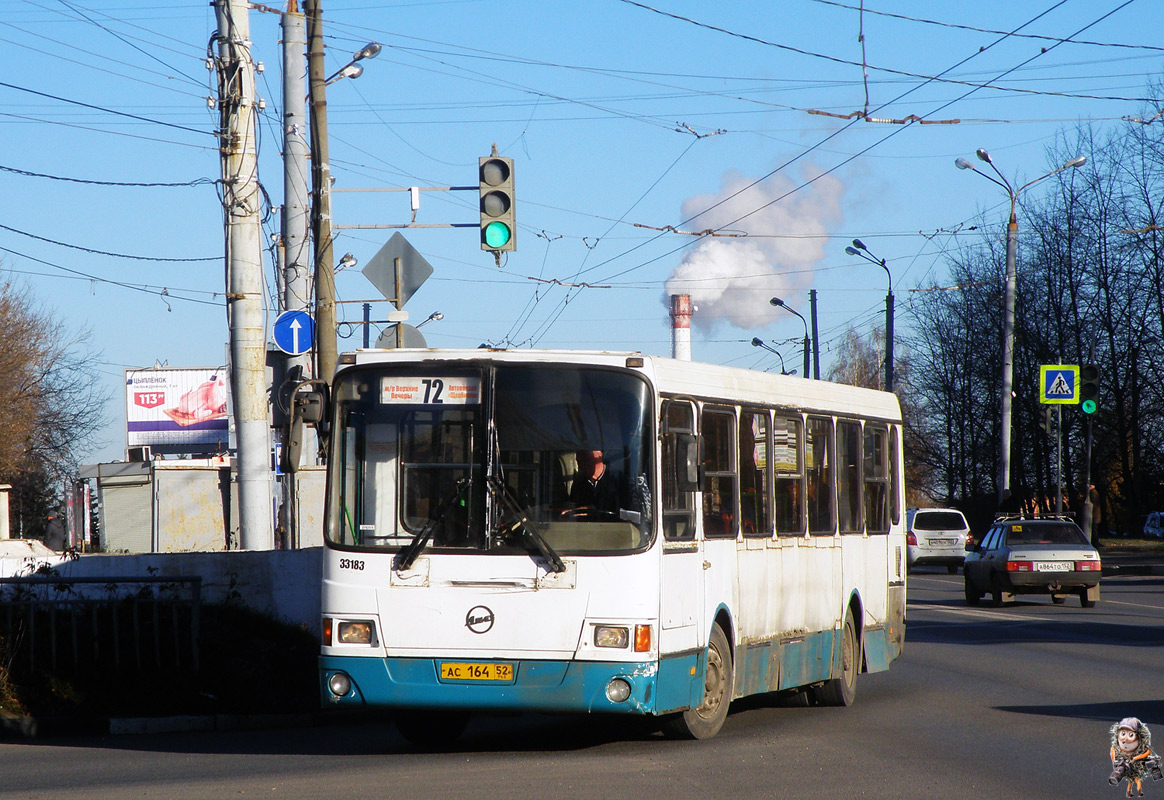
(317, 349), (906, 742)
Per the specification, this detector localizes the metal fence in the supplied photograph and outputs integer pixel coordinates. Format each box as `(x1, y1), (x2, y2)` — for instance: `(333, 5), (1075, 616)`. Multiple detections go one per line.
(0, 576), (202, 675)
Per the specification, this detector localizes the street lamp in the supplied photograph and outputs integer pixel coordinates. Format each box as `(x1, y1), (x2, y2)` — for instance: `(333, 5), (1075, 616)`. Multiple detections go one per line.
(956, 149), (1086, 501)
(845, 239), (894, 392)
(325, 42), (382, 85)
(769, 297), (811, 379)
(416, 311), (444, 329)
(750, 337), (795, 375)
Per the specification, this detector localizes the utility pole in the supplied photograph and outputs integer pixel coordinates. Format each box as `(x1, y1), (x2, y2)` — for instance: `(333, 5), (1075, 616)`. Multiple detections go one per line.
(282, 3), (312, 379)
(305, 0), (338, 385)
(809, 289), (821, 380)
(214, 0), (273, 550)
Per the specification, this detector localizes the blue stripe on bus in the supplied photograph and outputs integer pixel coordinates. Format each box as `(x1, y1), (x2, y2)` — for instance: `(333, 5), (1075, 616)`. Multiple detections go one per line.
(320, 655), (659, 715)
(861, 625), (893, 672)
(655, 650), (702, 713)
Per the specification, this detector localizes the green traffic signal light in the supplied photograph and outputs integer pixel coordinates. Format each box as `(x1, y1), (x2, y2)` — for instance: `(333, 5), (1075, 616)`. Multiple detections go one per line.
(1080, 363), (1099, 414)
(483, 220), (512, 249)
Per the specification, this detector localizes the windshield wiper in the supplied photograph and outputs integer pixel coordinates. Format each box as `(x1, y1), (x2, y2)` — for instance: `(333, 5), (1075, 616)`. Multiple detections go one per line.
(488, 477), (566, 573)
(396, 478), (469, 571)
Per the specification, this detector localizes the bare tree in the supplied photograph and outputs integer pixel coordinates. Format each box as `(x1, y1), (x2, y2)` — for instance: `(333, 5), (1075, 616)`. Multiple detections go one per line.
(0, 280), (108, 523)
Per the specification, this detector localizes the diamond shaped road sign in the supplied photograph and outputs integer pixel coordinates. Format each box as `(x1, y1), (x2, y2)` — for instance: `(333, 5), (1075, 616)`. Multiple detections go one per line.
(361, 232), (433, 309)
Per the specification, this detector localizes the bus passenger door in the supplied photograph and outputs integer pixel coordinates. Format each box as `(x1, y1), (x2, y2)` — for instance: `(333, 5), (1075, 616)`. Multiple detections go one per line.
(657, 399), (705, 713)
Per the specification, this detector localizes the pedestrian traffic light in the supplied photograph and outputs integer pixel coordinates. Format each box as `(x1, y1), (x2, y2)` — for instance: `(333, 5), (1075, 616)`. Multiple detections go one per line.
(1080, 363), (1099, 414)
(479, 150), (515, 252)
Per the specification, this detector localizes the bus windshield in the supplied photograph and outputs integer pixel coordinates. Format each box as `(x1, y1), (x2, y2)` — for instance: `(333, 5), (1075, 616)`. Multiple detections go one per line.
(325, 363), (653, 557)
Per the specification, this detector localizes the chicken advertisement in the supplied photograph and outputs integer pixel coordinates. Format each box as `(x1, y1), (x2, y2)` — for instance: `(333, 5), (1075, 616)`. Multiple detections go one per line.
(125, 368), (231, 452)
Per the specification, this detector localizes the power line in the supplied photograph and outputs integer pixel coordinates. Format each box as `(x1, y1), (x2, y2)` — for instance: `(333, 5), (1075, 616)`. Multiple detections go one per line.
(0, 222), (218, 262)
(809, 0), (1164, 53)
(0, 79), (214, 137)
(0, 244), (224, 307)
(616, 0), (1154, 104)
(0, 162), (214, 187)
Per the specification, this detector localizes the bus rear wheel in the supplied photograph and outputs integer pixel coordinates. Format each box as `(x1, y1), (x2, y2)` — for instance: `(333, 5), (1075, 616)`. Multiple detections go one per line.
(663, 624), (733, 740)
(816, 611), (858, 707)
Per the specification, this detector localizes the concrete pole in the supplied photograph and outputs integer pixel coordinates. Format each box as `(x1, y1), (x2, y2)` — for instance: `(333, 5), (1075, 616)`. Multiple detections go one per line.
(885, 288), (895, 393)
(281, 4), (312, 377)
(998, 215), (1018, 500)
(809, 289), (820, 380)
(305, 0), (338, 385)
(215, 0), (273, 550)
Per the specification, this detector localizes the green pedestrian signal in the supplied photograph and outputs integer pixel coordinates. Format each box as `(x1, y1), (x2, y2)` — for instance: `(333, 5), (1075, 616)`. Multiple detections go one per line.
(1080, 363), (1099, 414)
(479, 149), (515, 253)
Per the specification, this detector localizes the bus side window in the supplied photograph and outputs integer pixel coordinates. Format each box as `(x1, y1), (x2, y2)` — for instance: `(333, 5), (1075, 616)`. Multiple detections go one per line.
(702, 406), (738, 539)
(662, 400), (697, 541)
(774, 415), (805, 536)
(837, 420), (862, 534)
(864, 424), (890, 534)
(807, 416), (835, 535)
(739, 408), (772, 537)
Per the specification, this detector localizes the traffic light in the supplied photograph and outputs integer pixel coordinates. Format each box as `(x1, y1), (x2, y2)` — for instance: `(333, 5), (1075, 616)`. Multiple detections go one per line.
(479, 151), (515, 252)
(1042, 406), (1054, 436)
(1080, 363), (1099, 414)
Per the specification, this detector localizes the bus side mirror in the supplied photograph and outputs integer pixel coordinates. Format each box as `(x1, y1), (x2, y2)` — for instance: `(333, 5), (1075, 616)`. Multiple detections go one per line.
(283, 382), (329, 474)
(678, 433), (701, 492)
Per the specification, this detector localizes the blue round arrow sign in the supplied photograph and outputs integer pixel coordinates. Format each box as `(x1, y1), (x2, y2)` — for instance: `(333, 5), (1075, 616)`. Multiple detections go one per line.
(273, 310), (315, 356)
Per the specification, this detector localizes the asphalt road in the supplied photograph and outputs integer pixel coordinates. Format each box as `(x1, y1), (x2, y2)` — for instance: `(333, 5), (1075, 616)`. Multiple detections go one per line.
(2, 570), (1162, 800)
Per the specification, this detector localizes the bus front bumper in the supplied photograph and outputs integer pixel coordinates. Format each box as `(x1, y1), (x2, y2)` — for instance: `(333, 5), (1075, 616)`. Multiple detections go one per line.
(320, 654), (661, 715)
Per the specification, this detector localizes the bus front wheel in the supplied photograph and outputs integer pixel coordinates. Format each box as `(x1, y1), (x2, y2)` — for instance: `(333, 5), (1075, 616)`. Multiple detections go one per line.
(662, 624), (733, 740)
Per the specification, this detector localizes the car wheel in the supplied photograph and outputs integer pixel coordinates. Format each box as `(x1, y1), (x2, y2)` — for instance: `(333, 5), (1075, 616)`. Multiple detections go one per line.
(1080, 585), (1099, 608)
(992, 589), (1005, 607)
(964, 576), (981, 606)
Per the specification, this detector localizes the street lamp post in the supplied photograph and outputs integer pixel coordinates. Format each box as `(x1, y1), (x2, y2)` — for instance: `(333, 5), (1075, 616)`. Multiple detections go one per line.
(750, 337), (794, 375)
(844, 239), (894, 392)
(769, 297), (811, 379)
(956, 149), (1086, 501)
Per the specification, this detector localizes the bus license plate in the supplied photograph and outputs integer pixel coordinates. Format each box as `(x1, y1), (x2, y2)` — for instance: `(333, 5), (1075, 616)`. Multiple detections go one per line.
(440, 662), (514, 681)
(1036, 561), (1071, 572)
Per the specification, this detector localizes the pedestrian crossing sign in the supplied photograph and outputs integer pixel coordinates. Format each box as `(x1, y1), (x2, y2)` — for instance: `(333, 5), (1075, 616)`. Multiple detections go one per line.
(1040, 364), (1079, 404)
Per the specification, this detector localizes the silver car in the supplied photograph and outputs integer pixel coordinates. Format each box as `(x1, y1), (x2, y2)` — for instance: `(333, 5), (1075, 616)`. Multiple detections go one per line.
(963, 517), (1101, 607)
(906, 508), (971, 573)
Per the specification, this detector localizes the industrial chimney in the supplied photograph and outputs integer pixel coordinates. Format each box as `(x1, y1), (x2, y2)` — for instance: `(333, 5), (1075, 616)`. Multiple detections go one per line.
(670, 294), (691, 361)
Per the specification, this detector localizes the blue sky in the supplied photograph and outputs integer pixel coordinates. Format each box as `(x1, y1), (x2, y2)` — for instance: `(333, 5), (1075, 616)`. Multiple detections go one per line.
(2, 0), (1162, 465)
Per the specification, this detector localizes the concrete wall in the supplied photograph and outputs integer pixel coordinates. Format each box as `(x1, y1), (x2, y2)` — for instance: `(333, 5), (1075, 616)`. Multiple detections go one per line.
(36, 547), (324, 634)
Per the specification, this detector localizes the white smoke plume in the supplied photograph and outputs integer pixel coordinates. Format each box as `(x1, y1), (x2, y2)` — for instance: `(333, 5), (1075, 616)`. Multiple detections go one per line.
(664, 165), (844, 330)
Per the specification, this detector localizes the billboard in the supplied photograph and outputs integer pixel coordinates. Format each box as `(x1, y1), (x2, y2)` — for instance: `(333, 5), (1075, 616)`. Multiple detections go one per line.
(125, 368), (230, 453)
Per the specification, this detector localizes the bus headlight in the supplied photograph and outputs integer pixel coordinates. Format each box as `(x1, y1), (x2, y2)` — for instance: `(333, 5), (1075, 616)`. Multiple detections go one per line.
(338, 621), (375, 644)
(328, 672), (352, 698)
(605, 678), (632, 703)
(594, 625), (629, 648)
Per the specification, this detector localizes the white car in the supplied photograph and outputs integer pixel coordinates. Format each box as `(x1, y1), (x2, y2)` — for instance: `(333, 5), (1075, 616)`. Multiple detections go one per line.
(906, 508), (972, 573)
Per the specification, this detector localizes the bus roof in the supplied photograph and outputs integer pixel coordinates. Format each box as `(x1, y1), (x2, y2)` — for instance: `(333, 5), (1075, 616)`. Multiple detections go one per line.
(337, 348), (901, 422)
